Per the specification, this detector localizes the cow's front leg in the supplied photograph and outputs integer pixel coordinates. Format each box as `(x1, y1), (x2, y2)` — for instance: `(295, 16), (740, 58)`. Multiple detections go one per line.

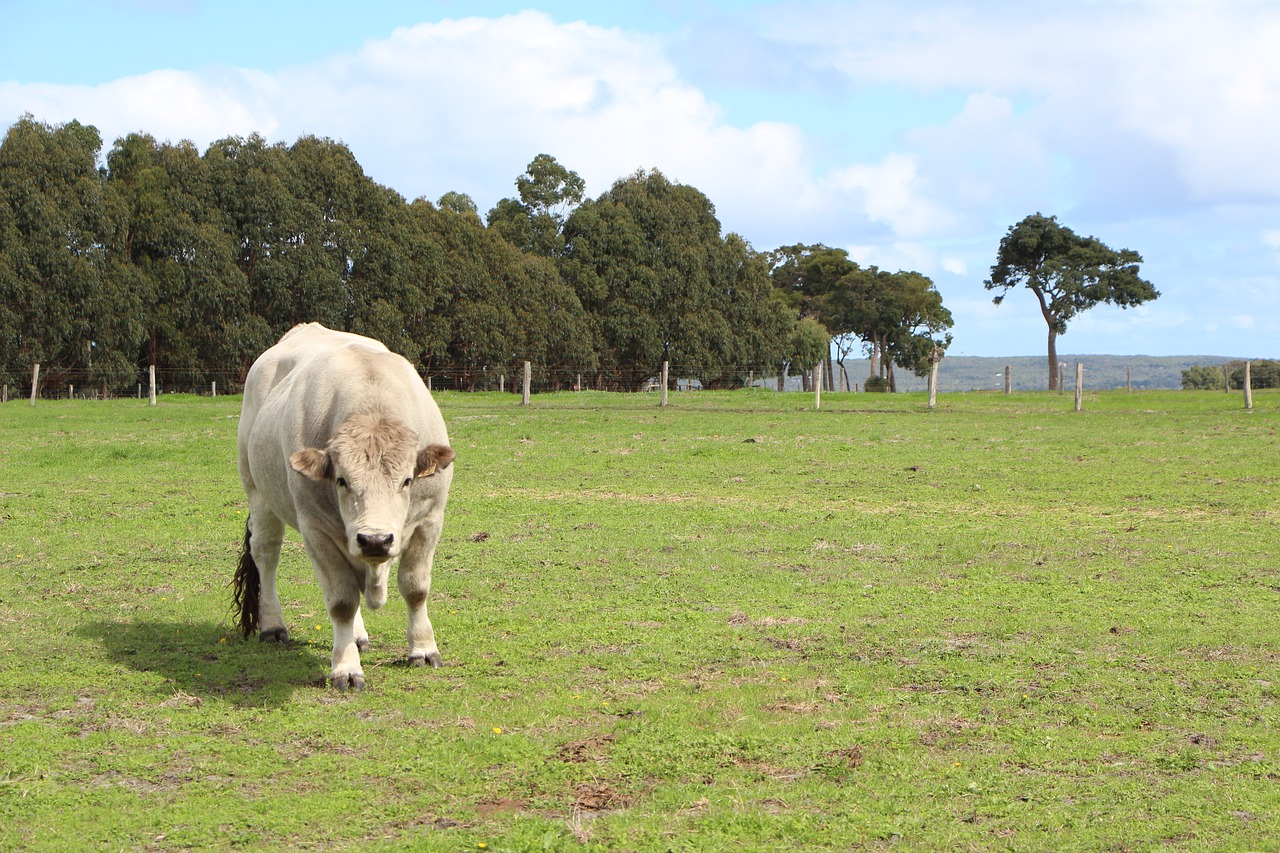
(306, 539), (366, 690)
(327, 594), (364, 691)
(398, 523), (443, 668)
(352, 605), (370, 653)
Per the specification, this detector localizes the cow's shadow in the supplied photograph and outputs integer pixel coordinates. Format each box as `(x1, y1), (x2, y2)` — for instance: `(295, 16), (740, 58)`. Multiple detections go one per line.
(78, 618), (330, 707)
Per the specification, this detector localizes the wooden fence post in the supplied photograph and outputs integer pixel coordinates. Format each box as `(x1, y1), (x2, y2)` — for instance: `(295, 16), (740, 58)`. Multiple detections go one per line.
(1004, 365), (1012, 395)
(29, 363), (39, 406)
(521, 361), (531, 406)
(1074, 363), (1083, 412)
(1244, 361), (1253, 411)
(212, 381), (217, 398)
(928, 351), (940, 409)
(661, 361), (669, 407)
(1058, 362), (1066, 395)
(1126, 366), (1132, 394)
(2, 384), (7, 403)
(813, 364), (822, 410)
(149, 365), (157, 406)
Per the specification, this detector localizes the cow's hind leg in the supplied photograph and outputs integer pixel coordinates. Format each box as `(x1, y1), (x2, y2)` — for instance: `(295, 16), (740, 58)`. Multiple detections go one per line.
(233, 504), (289, 642)
(399, 523), (444, 668)
(247, 501), (288, 643)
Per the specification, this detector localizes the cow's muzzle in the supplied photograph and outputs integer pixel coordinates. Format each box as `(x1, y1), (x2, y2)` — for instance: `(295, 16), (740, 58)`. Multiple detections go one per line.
(356, 532), (395, 561)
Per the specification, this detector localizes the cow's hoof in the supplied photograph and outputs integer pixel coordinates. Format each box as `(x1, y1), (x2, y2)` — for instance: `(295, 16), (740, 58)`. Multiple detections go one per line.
(260, 627), (290, 645)
(333, 672), (365, 692)
(410, 652), (443, 669)
(356, 636), (370, 653)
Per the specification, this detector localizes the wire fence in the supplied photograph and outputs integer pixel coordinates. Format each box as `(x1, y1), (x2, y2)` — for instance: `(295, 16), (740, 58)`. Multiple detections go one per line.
(0, 364), (815, 402)
(0, 356), (1254, 402)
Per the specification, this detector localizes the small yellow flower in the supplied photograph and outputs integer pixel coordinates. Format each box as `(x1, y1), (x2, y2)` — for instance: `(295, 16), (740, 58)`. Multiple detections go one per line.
(219, 637), (227, 644)
(478, 844), (487, 850)
(492, 727), (503, 734)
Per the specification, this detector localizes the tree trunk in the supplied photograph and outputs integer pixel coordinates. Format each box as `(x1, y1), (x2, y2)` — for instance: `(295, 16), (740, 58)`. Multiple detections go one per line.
(1046, 327), (1058, 391)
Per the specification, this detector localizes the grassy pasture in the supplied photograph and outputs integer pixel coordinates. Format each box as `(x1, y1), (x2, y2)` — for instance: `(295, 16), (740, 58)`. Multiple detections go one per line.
(0, 389), (1277, 851)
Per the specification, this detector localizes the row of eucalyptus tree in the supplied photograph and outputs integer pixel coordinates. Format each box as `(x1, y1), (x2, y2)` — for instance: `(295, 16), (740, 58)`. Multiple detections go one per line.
(0, 115), (952, 392)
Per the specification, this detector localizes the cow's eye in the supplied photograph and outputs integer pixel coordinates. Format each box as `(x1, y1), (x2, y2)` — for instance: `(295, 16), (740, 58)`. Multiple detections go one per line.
(336, 477), (348, 489)
(401, 477), (413, 491)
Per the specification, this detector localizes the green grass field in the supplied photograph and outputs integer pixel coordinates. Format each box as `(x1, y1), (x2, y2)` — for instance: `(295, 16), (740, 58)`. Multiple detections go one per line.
(1, 389), (1277, 851)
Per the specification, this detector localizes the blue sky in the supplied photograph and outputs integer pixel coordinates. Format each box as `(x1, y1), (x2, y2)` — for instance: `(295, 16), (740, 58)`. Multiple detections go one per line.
(4, 0), (1279, 358)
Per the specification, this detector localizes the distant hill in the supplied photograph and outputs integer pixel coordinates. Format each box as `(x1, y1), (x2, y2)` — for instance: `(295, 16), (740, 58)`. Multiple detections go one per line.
(828, 355), (1239, 392)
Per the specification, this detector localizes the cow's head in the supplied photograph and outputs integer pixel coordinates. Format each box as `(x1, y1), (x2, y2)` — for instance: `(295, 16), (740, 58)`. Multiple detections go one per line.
(289, 413), (454, 569)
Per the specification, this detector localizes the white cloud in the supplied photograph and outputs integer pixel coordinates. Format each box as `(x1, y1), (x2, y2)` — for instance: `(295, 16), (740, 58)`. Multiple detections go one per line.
(844, 240), (938, 273)
(830, 153), (954, 238)
(1, 11), (820, 222)
(1, 68), (280, 150)
(763, 0), (1280, 207)
(4, 2), (1280, 358)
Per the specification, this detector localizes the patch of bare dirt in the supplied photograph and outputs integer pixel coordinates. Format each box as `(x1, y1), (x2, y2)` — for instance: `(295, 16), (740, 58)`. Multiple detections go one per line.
(555, 733), (616, 764)
(574, 782), (631, 811)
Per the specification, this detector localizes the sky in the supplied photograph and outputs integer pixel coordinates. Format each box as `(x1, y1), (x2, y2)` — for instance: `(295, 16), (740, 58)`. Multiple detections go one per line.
(2, 0), (1278, 358)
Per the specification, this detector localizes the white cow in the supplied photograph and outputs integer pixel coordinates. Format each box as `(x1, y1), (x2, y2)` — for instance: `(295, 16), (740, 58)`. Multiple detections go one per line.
(233, 323), (455, 690)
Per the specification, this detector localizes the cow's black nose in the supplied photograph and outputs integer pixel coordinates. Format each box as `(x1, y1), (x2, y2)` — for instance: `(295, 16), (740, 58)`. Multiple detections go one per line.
(357, 533), (394, 556)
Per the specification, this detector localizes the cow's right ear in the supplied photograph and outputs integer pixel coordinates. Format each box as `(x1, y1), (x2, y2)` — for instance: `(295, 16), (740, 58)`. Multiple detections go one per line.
(290, 448), (332, 481)
(415, 444), (455, 478)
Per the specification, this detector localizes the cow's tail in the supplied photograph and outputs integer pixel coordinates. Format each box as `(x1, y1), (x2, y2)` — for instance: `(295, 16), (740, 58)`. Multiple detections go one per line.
(231, 519), (260, 638)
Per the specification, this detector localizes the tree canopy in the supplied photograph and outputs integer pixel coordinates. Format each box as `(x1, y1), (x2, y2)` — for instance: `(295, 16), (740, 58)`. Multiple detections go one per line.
(768, 244), (952, 391)
(560, 169), (791, 389)
(1, 116), (956, 395)
(985, 213), (1158, 390)
(1182, 360), (1280, 391)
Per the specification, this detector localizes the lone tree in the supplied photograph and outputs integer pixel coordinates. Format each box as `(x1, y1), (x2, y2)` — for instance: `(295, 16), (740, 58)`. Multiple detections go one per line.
(985, 213), (1159, 390)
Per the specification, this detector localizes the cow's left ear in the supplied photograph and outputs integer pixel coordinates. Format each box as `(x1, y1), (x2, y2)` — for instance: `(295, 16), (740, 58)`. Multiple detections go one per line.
(290, 448), (332, 481)
(415, 444), (455, 478)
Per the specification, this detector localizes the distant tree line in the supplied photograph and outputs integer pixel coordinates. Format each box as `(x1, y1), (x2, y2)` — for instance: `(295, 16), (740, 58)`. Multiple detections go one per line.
(1182, 360), (1280, 391)
(0, 115), (952, 393)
